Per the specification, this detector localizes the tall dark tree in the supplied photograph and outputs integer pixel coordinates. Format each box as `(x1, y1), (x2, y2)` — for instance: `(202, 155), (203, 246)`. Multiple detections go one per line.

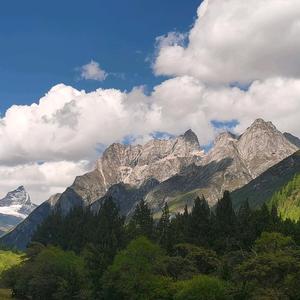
(157, 203), (173, 252)
(188, 196), (211, 246)
(214, 191), (237, 251)
(253, 203), (271, 237)
(237, 200), (256, 249)
(127, 199), (154, 240)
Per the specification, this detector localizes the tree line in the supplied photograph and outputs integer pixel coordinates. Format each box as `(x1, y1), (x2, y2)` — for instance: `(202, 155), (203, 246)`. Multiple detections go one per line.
(1, 191), (300, 299)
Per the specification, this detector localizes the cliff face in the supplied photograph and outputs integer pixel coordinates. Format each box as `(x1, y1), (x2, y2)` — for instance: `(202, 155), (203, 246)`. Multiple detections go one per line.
(145, 119), (299, 213)
(60, 129), (204, 212)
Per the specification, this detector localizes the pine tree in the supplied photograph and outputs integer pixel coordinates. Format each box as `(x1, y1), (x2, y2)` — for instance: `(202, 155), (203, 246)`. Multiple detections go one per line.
(127, 199), (154, 240)
(214, 191), (237, 251)
(237, 199), (256, 249)
(94, 196), (125, 256)
(188, 196), (211, 246)
(157, 202), (173, 252)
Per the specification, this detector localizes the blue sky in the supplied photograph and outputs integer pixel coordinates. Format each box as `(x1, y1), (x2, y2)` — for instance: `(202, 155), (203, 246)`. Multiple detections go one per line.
(0, 0), (201, 113)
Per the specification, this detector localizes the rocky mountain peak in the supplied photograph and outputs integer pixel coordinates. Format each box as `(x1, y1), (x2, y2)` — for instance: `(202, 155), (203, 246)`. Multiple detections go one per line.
(182, 129), (199, 145)
(71, 130), (205, 208)
(0, 186), (32, 207)
(214, 131), (237, 145)
(237, 118), (298, 177)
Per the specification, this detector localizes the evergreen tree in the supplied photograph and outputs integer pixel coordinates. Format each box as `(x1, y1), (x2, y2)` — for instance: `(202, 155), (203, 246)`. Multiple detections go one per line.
(127, 199), (154, 240)
(236, 200), (256, 249)
(157, 203), (173, 252)
(93, 197), (125, 256)
(214, 191), (237, 251)
(253, 203), (271, 236)
(188, 196), (211, 246)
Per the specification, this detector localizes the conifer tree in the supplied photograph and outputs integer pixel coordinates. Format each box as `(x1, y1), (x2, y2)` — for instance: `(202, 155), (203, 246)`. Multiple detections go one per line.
(214, 191), (237, 251)
(237, 199), (256, 249)
(188, 196), (211, 246)
(128, 199), (154, 240)
(157, 202), (173, 252)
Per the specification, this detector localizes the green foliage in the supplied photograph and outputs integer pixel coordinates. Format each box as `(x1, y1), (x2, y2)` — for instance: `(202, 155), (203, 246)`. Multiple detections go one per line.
(3, 191), (300, 299)
(0, 250), (22, 277)
(173, 244), (220, 275)
(157, 203), (175, 253)
(2, 245), (90, 300)
(174, 275), (230, 300)
(127, 199), (154, 240)
(269, 173), (300, 221)
(188, 196), (211, 246)
(102, 237), (172, 300)
(235, 232), (300, 299)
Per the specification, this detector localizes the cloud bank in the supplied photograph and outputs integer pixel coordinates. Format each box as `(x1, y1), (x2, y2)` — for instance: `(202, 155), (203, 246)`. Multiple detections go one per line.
(154, 0), (300, 84)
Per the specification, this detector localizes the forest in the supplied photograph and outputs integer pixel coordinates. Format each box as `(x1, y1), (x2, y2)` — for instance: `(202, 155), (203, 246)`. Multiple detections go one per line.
(1, 190), (300, 300)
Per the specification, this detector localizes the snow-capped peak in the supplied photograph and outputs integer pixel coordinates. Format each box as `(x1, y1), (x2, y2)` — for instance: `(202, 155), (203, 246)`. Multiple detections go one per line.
(0, 186), (31, 207)
(0, 186), (36, 221)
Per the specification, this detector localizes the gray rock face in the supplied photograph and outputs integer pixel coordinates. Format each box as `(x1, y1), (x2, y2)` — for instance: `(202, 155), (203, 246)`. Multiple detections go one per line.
(56, 129), (204, 214)
(237, 119), (298, 177)
(145, 119), (299, 212)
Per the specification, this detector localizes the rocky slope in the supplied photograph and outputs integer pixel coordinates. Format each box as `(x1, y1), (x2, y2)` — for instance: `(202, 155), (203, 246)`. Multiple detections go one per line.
(55, 129), (204, 214)
(1, 118), (299, 249)
(231, 150), (300, 210)
(145, 119), (298, 214)
(0, 186), (37, 235)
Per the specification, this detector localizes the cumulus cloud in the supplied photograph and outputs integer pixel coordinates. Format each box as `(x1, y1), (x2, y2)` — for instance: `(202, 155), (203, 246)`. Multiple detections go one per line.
(80, 60), (108, 81)
(0, 161), (90, 204)
(1, 77), (300, 202)
(154, 0), (300, 84)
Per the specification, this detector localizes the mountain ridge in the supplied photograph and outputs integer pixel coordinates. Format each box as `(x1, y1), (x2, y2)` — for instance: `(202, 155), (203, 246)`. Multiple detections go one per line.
(1, 118), (299, 249)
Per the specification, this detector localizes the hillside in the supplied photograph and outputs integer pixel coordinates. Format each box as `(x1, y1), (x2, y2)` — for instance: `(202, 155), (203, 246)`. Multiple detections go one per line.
(268, 173), (300, 221)
(231, 151), (300, 210)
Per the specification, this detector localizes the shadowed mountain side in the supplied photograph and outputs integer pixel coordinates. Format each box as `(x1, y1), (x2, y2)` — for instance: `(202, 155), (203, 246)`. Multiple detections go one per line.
(90, 178), (160, 217)
(0, 194), (61, 250)
(284, 133), (300, 148)
(231, 151), (300, 210)
(54, 188), (85, 215)
(145, 158), (235, 216)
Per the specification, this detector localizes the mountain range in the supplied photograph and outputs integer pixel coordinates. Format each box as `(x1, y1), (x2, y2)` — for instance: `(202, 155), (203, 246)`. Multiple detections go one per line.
(1, 118), (299, 249)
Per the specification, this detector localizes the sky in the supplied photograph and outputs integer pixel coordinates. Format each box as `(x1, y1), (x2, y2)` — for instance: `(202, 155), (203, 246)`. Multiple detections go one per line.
(0, 0), (300, 203)
(0, 0), (200, 112)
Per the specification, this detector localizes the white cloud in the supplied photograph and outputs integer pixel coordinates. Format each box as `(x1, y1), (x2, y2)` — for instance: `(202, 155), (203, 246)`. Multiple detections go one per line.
(0, 77), (300, 203)
(0, 161), (90, 204)
(154, 0), (300, 84)
(80, 60), (108, 81)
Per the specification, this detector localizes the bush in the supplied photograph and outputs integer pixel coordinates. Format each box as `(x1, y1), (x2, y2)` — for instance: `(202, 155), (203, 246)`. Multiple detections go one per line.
(174, 275), (231, 300)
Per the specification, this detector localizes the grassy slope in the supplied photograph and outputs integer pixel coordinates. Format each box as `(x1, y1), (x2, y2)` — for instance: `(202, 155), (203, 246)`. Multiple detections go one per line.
(268, 173), (300, 221)
(231, 151), (300, 210)
(0, 250), (22, 275)
(0, 250), (22, 299)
